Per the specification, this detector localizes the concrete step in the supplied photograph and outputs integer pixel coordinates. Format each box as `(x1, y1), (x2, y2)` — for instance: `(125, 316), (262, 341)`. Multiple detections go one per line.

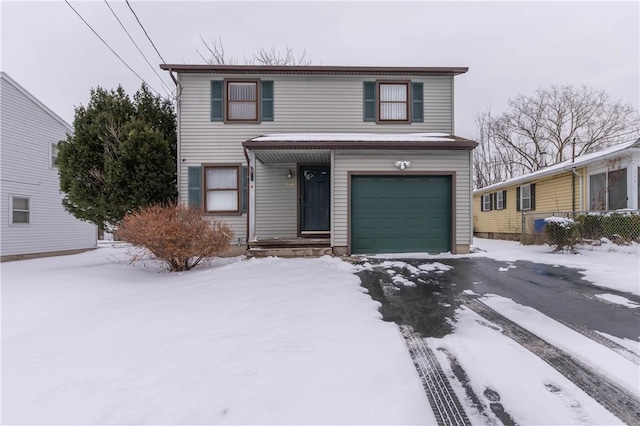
(247, 247), (333, 258)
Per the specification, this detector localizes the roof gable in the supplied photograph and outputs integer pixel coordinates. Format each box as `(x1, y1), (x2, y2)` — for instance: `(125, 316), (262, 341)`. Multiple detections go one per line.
(1, 71), (72, 132)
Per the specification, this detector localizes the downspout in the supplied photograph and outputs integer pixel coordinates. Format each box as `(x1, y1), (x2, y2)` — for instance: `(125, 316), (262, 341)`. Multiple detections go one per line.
(571, 137), (576, 212)
(243, 145), (251, 248)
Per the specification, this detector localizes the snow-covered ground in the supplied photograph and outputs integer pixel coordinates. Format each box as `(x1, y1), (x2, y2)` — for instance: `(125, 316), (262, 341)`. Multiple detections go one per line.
(1, 245), (432, 425)
(2, 238), (638, 425)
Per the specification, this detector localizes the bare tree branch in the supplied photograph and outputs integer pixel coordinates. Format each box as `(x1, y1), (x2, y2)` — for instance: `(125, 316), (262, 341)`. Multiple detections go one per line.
(473, 85), (640, 189)
(198, 36), (313, 66)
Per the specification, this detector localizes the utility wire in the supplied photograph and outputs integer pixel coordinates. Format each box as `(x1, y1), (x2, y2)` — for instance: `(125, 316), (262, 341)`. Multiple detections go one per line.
(125, 0), (167, 64)
(64, 0), (162, 96)
(103, 0), (173, 97)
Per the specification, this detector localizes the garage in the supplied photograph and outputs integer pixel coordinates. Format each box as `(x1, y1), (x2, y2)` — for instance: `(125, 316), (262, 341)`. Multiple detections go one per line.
(351, 175), (452, 254)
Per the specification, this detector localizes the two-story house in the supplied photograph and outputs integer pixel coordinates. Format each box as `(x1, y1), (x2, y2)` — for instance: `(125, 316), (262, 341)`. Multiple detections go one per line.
(160, 64), (477, 256)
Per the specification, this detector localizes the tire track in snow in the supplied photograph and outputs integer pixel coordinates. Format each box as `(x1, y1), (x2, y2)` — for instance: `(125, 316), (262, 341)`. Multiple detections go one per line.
(461, 296), (640, 426)
(545, 314), (640, 366)
(378, 275), (470, 426)
(400, 325), (471, 426)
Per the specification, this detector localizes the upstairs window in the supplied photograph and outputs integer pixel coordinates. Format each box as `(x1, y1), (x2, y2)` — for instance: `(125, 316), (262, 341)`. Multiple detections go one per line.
(227, 81), (257, 121)
(211, 80), (273, 123)
(11, 196), (30, 225)
(379, 82), (408, 121)
(51, 142), (59, 168)
(363, 81), (423, 123)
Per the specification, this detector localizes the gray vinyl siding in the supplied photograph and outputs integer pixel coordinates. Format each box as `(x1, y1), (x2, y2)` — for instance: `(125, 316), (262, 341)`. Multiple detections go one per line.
(178, 73), (455, 241)
(332, 151), (472, 248)
(254, 162), (297, 238)
(1, 73), (96, 258)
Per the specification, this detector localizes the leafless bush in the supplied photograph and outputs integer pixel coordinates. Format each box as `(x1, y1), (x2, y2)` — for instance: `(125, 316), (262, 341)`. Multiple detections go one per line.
(118, 203), (233, 272)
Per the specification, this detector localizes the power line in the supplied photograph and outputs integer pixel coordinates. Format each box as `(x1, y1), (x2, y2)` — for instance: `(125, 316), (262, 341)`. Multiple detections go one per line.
(103, 0), (172, 97)
(125, 0), (167, 64)
(64, 0), (162, 97)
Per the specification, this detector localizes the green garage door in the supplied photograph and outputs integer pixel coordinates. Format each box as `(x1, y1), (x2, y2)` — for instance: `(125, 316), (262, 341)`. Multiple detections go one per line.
(351, 175), (452, 254)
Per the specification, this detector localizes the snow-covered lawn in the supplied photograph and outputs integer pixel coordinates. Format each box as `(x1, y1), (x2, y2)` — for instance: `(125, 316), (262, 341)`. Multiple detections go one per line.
(2, 238), (638, 425)
(1, 246), (432, 425)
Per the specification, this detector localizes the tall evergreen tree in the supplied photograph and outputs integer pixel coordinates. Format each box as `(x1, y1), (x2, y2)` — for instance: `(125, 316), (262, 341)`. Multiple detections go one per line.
(57, 84), (177, 229)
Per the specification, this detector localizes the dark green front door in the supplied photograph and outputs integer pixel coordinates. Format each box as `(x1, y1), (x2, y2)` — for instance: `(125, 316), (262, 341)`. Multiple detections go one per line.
(300, 166), (330, 234)
(351, 175), (452, 254)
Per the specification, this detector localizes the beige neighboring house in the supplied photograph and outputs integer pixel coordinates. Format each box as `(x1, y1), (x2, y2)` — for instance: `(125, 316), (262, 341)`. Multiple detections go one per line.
(473, 139), (640, 240)
(161, 64), (477, 255)
(1, 72), (97, 261)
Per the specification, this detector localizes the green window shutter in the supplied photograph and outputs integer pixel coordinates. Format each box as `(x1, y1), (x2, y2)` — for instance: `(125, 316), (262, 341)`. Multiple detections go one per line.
(261, 81), (274, 121)
(188, 166), (202, 208)
(241, 165), (248, 213)
(502, 190), (507, 209)
(411, 82), (424, 122)
(363, 82), (376, 122)
(516, 187), (521, 211)
(210, 81), (223, 121)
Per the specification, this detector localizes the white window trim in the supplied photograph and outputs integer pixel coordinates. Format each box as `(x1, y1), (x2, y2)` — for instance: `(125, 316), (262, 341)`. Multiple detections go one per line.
(520, 184), (532, 211)
(203, 164), (241, 214)
(587, 166), (631, 211)
(9, 194), (31, 226)
(50, 141), (59, 168)
(495, 191), (504, 210)
(482, 194), (491, 211)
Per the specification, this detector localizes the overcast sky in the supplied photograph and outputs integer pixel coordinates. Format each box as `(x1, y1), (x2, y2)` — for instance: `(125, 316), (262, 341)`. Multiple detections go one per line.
(1, 1), (638, 139)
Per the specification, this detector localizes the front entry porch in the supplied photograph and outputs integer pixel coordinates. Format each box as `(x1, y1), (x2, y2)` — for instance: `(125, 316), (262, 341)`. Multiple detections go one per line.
(247, 238), (332, 258)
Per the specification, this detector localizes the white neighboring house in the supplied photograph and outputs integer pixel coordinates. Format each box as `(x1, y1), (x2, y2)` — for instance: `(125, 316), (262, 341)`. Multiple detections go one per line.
(1, 72), (96, 261)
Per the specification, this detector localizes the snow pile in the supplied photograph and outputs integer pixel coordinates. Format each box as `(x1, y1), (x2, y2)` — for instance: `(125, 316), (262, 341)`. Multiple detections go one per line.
(544, 216), (576, 228)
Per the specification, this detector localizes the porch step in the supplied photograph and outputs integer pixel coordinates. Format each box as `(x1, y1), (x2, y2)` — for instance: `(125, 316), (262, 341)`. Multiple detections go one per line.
(249, 238), (330, 248)
(247, 247), (333, 258)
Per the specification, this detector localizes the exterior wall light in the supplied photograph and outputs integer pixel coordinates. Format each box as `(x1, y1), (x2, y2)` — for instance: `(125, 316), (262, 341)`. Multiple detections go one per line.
(287, 170), (293, 179)
(395, 160), (411, 170)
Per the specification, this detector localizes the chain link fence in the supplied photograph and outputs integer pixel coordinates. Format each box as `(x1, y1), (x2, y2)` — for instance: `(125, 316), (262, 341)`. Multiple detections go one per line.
(521, 210), (640, 255)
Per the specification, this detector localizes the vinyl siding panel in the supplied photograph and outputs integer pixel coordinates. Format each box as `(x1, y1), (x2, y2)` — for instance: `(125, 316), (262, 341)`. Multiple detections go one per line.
(473, 170), (584, 235)
(1, 74), (96, 258)
(254, 162), (297, 238)
(333, 150), (472, 248)
(178, 73), (455, 242)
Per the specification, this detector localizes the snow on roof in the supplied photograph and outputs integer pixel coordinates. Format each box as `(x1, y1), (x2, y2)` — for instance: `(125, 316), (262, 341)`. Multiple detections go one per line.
(474, 139), (640, 194)
(251, 133), (456, 142)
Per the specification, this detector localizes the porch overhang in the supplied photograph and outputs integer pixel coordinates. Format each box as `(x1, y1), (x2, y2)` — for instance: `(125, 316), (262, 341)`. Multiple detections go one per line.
(243, 133), (478, 158)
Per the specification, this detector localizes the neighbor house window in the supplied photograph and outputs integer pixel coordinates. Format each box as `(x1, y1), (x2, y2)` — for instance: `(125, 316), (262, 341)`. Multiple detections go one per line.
(204, 166), (240, 213)
(590, 168), (628, 210)
(50, 142), (59, 168)
(520, 184), (532, 210)
(482, 194), (492, 211)
(378, 82), (408, 121)
(11, 196), (30, 225)
(226, 81), (258, 121)
(495, 191), (504, 210)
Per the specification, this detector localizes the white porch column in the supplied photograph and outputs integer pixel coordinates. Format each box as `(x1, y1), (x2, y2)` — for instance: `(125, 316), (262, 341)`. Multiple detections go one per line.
(248, 151), (257, 241)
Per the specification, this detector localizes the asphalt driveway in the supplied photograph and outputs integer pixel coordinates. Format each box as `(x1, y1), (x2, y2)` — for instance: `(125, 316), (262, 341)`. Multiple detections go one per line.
(357, 257), (640, 340)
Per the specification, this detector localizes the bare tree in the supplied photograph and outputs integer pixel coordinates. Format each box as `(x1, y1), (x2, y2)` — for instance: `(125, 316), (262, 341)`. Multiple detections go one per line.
(474, 85), (640, 188)
(197, 36), (312, 65)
